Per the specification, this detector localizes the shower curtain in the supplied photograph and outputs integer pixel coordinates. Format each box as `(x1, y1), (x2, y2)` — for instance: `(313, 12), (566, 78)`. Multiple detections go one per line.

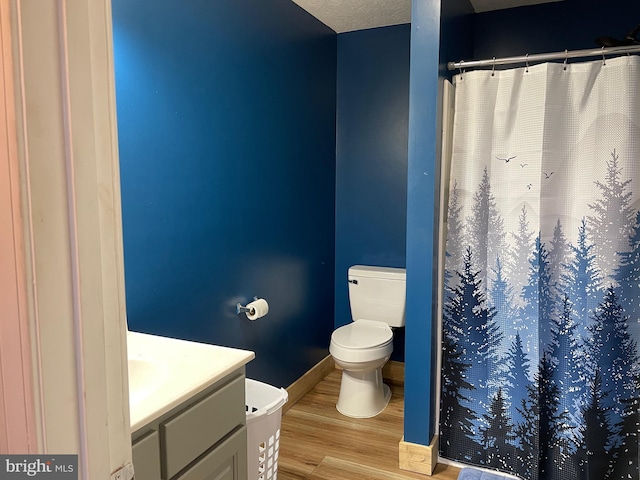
(440, 55), (640, 480)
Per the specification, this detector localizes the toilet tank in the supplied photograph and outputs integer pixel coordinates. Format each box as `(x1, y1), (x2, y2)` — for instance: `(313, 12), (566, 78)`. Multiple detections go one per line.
(348, 265), (406, 327)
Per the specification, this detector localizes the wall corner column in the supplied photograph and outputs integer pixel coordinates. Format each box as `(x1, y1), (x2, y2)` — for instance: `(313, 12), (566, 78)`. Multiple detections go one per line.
(403, 0), (442, 461)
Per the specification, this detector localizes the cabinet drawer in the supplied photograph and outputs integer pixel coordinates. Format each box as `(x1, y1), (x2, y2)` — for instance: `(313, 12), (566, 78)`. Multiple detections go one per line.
(163, 375), (245, 478)
(174, 427), (247, 480)
(132, 430), (161, 480)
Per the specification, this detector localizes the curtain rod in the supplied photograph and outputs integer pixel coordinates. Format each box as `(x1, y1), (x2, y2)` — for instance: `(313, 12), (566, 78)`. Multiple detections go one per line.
(447, 44), (640, 71)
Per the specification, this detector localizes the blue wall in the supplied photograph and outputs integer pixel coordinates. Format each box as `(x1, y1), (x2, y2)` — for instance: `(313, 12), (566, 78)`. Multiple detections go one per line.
(440, 0), (475, 79)
(404, 0), (443, 445)
(112, 0), (337, 388)
(474, 0), (640, 59)
(335, 25), (411, 361)
(403, 0), (474, 446)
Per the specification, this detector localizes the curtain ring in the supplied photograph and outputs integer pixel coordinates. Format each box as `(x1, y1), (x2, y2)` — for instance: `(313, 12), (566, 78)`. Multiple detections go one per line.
(491, 56), (496, 77)
(602, 46), (606, 65)
(525, 53), (529, 73)
(458, 60), (465, 79)
(563, 49), (568, 71)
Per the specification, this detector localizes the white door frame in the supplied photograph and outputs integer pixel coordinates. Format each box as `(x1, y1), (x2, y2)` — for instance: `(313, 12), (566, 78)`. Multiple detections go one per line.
(1, 0), (131, 478)
(0, 0), (38, 454)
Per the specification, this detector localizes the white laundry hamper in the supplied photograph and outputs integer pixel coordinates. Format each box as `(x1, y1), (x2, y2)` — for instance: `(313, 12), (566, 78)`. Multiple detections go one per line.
(245, 379), (288, 480)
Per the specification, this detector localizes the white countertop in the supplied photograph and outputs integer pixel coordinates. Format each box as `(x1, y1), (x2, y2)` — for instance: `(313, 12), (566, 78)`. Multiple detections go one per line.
(127, 331), (255, 432)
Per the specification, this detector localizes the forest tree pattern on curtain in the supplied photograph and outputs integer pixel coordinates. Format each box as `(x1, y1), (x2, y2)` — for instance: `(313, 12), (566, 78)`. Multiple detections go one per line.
(440, 56), (640, 480)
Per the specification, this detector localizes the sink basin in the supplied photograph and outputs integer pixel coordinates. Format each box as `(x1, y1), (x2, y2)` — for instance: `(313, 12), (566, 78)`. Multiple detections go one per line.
(128, 357), (168, 407)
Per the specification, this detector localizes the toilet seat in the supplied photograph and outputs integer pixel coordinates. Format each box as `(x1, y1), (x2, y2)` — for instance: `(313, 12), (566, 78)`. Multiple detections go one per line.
(330, 319), (393, 365)
(331, 319), (393, 349)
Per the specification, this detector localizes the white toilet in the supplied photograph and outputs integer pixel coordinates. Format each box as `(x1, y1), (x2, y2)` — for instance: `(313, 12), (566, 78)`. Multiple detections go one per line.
(329, 265), (406, 418)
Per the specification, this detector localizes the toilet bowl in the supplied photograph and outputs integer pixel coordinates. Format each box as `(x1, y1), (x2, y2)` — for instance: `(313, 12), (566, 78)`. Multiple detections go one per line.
(329, 265), (406, 418)
(330, 319), (394, 418)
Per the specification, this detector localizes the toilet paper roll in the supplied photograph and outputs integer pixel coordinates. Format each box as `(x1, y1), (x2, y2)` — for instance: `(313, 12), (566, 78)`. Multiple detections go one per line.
(246, 298), (269, 321)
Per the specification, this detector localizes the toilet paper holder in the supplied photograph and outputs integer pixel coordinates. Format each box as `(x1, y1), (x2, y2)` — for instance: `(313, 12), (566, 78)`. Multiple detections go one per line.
(236, 297), (259, 315)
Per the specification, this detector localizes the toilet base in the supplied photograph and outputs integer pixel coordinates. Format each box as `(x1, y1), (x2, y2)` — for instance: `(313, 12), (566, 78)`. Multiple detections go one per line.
(336, 367), (391, 418)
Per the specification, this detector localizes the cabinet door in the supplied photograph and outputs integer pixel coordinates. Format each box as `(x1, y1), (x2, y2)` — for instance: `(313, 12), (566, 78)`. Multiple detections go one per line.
(163, 375), (245, 478)
(132, 430), (162, 480)
(174, 427), (247, 480)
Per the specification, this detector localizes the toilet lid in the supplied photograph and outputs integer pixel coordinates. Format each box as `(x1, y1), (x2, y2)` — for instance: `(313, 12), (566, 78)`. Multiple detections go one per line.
(332, 319), (393, 349)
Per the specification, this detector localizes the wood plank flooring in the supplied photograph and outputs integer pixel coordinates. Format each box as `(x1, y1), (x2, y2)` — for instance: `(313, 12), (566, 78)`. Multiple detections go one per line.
(278, 369), (460, 480)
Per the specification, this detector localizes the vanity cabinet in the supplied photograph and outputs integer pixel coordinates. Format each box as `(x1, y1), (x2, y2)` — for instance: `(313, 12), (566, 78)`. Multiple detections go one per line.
(132, 367), (248, 480)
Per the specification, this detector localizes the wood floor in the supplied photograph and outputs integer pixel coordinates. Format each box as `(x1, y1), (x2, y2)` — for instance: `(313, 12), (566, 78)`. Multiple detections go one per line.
(278, 369), (460, 480)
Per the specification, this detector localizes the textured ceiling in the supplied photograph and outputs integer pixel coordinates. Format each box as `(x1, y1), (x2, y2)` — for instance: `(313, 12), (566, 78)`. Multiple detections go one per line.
(290, 0), (564, 33)
(290, 0), (411, 34)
